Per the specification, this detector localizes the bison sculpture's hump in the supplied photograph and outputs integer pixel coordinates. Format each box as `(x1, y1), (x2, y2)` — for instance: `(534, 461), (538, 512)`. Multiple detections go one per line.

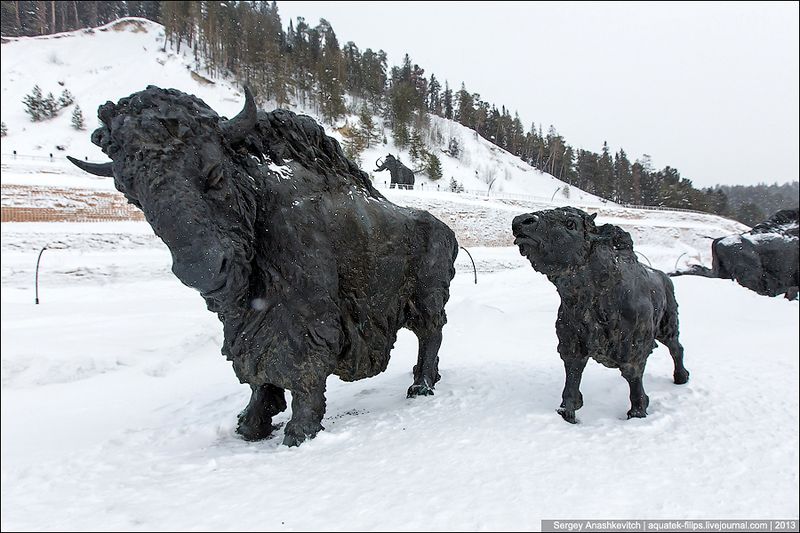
(87, 85), (381, 200)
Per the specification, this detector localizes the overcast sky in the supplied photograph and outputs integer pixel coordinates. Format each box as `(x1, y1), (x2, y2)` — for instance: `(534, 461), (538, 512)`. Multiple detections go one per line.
(277, 1), (798, 188)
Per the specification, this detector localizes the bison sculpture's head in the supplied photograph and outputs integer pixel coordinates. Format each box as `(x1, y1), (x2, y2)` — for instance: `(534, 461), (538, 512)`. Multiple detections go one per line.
(68, 86), (259, 310)
(512, 207), (604, 277)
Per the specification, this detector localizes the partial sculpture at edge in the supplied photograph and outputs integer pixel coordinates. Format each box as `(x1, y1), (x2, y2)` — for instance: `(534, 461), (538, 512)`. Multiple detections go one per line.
(672, 208), (799, 300)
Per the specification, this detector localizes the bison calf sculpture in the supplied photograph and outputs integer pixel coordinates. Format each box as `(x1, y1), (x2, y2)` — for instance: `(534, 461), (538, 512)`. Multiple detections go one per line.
(512, 207), (690, 423)
(69, 86), (458, 446)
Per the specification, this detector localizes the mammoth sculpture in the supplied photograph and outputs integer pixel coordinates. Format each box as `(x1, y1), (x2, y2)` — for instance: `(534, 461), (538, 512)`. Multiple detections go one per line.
(512, 207), (690, 423)
(375, 154), (415, 189)
(68, 86), (458, 446)
(672, 208), (799, 300)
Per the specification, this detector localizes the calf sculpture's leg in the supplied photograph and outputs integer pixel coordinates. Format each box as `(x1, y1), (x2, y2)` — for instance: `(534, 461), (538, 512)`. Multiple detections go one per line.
(408, 328), (443, 398)
(283, 378), (327, 447)
(237, 384), (287, 441)
(621, 364), (650, 419)
(558, 355), (588, 424)
(663, 336), (690, 385)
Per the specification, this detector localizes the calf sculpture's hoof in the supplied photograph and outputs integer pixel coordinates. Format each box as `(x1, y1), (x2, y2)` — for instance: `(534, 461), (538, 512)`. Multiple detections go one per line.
(557, 408), (578, 424)
(626, 408), (648, 419)
(282, 421), (324, 447)
(407, 383), (435, 398)
(674, 369), (690, 385)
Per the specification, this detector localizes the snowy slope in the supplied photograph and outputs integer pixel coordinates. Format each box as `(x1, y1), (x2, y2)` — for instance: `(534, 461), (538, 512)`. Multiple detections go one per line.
(1, 18), (252, 162)
(1, 18), (601, 203)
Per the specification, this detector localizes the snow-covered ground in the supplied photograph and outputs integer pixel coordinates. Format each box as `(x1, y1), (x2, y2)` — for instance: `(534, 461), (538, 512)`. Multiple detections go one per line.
(1, 225), (798, 530)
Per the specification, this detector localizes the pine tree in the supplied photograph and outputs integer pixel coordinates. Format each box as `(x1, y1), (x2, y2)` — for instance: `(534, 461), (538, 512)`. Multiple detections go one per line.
(409, 129), (428, 167)
(71, 104), (85, 130)
(357, 104), (377, 148)
(42, 91), (58, 118)
(58, 88), (74, 108)
(22, 85), (45, 121)
(426, 152), (443, 181)
(443, 81), (453, 120)
(427, 74), (441, 115)
(317, 19), (346, 123)
(446, 137), (460, 158)
(596, 141), (614, 199)
(1, 121), (7, 137)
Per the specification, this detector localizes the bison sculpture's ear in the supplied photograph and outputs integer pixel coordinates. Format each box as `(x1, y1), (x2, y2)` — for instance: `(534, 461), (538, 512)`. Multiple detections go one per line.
(66, 156), (114, 177)
(221, 85), (258, 145)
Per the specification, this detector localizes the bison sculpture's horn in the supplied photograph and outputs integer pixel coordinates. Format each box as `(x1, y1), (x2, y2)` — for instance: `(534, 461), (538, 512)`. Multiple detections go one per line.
(221, 85), (257, 144)
(375, 157), (384, 167)
(66, 156), (114, 177)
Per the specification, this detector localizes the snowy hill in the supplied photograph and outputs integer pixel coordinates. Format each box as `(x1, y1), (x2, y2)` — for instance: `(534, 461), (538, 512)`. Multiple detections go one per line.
(1, 17), (601, 204)
(1, 18), (749, 270)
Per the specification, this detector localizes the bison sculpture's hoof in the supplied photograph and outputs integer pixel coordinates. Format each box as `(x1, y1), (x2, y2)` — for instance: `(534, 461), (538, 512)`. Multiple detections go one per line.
(236, 420), (277, 441)
(673, 368), (690, 385)
(557, 408), (578, 424)
(407, 383), (435, 398)
(282, 421), (324, 447)
(626, 408), (648, 419)
(236, 410), (277, 441)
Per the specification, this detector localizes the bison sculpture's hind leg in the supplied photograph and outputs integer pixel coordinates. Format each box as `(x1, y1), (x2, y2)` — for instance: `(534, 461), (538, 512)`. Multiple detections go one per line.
(407, 329), (443, 398)
(656, 285), (690, 385)
(237, 384), (288, 441)
(283, 378), (327, 447)
(660, 336), (690, 385)
(557, 355), (589, 424)
(620, 363), (650, 419)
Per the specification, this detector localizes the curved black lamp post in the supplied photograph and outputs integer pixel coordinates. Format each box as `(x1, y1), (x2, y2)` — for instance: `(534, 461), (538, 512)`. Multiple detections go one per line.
(460, 246), (478, 284)
(35, 245), (48, 304)
(35, 242), (66, 304)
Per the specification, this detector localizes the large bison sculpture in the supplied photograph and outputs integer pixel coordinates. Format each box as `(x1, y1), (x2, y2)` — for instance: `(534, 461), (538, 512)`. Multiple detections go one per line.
(68, 86), (458, 446)
(512, 207), (690, 423)
(673, 208), (799, 300)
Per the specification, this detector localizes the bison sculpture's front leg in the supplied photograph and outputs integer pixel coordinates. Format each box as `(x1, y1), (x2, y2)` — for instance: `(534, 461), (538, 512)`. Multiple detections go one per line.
(620, 363), (650, 419)
(557, 355), (588, 424)
(283, 377), (328, 447)
(237, 384), (287, 441)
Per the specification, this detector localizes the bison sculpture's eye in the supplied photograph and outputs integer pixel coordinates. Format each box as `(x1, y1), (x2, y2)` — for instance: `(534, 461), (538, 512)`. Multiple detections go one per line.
(566, 219), (576, 230)
(205, 162), (225, 191)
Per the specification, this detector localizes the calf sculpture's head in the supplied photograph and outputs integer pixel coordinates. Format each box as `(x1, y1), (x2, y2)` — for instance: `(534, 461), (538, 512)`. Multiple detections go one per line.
(68, 86), (259, 309)
(512, 207), (600, 276)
